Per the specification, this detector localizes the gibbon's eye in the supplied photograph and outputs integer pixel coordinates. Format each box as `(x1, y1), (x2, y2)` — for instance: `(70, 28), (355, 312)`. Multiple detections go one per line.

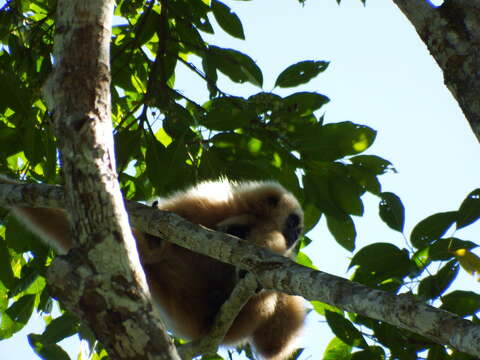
(266, 194), (280, 207)
(282, 213), (301, 248)
(223, 224), (250, 240)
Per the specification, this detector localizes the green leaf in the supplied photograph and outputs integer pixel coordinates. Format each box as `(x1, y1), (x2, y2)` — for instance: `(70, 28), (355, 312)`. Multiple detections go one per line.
(0, 240), (15, 289)
(348, 165), (381, 195)
(115, 130), (141, 170)
(326, 214), (356, 251)
(283, 91), (329, 116)
(295, 121), (375, 161)
(302, 203), (322, 233)
(0, 122), (23, 158)
(175, 21), (206, 53)
(410, 211), (457, 249)
(427, 345), (449, 360)
(379, 192), (405, 233)
(331, 177), (364, 216)
(441, 290), (480, 317)
(203, 97), (253, 130)
(24, 123), (45, 166)
(351, 347), (386, 360)
(311, 301), (342, 316)
(0, 310), (16, 339)
(134, 9), (160, 46)
(296, 252), (317, 269)
(211, 0), (245, 39)
(325, 310), (367, 348)
(418, 260), (459, 300)
(350, 243), (411, 278)
(457, 189), (480, 229)
(208, 46), (263, 87)
(41, 313), (80, 344)
(5, 294), (35, 325)
(429, 237), (478, 261)
(147, 137), (193, 194)
(28, 334), (71, 360)
(350, 155), (394, 175)
(275, 60), (329, 88)
(323, 337), (352, 360)
(145, 136), (168, 193)
(163, 103), (196, 137)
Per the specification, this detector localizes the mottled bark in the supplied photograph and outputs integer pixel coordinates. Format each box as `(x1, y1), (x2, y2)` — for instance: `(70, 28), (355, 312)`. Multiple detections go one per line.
(39, 1), (179, 359)
(1, 183), (479, 358)
(392, 0), (480, 143)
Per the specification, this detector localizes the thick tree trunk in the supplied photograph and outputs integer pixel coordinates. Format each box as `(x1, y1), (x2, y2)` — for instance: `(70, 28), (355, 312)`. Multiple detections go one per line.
(40, 1), (179, 359)
(392, 0), (480, 143)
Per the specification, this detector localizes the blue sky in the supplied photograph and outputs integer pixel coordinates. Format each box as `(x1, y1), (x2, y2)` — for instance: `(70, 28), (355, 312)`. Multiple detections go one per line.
(2, 0), (479, 359)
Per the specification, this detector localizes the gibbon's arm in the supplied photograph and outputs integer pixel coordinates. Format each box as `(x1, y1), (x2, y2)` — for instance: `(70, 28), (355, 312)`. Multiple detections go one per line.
(0, 175), (72, 254)
(0, 175), (149, 256)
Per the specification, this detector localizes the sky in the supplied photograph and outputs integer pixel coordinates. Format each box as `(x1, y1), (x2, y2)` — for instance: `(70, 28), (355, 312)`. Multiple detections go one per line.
(2, 0), (479, 359)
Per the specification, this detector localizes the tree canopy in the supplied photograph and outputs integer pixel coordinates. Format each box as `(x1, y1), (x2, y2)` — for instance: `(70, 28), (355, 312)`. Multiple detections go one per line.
(0, 0), (479, 359)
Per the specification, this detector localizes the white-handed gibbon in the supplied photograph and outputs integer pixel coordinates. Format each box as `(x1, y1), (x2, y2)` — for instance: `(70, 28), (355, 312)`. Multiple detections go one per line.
(0, 176), (305, 360)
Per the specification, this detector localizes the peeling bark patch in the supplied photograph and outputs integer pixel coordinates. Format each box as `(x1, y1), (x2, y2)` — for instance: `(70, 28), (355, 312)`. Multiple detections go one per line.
(81, 285), (107, 314)
(112, 275), (141, 301)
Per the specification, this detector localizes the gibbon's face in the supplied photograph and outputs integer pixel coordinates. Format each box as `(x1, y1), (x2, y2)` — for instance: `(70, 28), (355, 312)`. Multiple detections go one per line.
(217, 182), (304, 255)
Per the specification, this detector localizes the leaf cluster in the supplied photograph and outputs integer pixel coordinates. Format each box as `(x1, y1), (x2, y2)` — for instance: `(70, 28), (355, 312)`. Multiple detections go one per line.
(314, 189), (480, 360)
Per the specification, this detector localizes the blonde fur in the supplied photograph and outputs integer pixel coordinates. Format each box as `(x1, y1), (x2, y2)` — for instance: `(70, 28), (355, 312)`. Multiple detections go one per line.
(0, 177), (305, 359)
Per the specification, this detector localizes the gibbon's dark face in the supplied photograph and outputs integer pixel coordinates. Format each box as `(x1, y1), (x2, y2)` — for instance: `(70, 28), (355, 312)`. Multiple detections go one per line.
(216, 185), (304, 255)
(222, 213), (302, 251)
(283, 213), (301, 249)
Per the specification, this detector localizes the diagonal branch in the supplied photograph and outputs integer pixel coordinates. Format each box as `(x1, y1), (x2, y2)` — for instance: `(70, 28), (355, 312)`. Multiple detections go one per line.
(1, 182), (480, 357)
(392, 0), (480, 143)
(178, 273), (259, 359)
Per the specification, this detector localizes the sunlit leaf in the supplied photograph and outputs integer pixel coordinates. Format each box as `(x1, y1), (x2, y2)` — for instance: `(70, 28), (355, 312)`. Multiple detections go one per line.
(311, 301), (343, 316)
(429, 237), (478, 261)
(453, 249), (480, 280)
(323, 337), (352, 360)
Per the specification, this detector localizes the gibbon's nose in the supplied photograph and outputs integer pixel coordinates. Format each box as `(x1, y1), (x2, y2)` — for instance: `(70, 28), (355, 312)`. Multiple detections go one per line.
(282, 214), (301, 248)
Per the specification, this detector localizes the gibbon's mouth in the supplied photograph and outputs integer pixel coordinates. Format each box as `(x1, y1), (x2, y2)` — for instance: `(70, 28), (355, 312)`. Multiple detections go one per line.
(282, 213), (302, 248)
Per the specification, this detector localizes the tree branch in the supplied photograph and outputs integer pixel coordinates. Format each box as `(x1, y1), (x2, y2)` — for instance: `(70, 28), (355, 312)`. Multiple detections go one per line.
(178, 273), (259, 359)
(1, 182), (480, 357)
(392, 0), (480, 143)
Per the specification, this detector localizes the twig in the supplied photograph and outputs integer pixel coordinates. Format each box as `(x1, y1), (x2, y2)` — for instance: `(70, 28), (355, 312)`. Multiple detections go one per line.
(178, 273), (258, 359)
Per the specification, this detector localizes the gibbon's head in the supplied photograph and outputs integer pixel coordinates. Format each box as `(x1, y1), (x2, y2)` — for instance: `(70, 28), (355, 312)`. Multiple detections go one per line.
(217, 180), (304, 255)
